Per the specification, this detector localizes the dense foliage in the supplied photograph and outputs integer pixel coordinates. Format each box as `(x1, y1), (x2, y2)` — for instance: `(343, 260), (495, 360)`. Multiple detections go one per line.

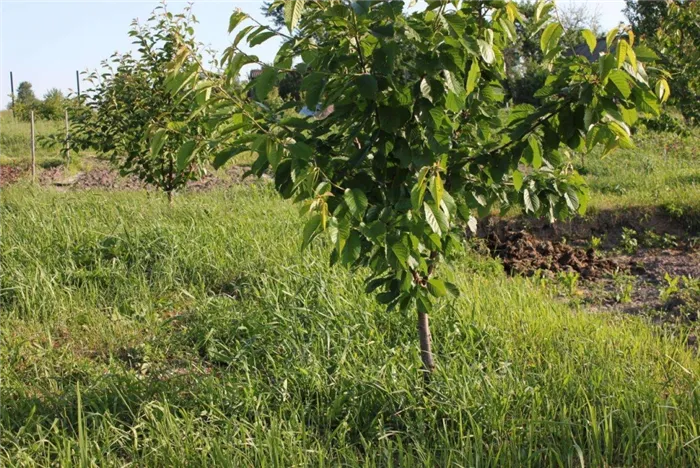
(654, 0), (699, 122)
(169, 0), (666, 372)
(625, 0), (670, 39)
(7, 82), (71, 121)
(625, 0), (698, 122)
(68, 6), (211, 201)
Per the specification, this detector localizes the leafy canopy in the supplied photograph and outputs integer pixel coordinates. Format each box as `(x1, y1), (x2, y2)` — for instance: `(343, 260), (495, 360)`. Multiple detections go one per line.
(67, 5), (212, 198)
(173, 0), (665, 323)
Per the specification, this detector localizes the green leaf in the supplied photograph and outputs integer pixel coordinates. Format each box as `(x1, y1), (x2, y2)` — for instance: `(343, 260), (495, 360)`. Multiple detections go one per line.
(255, 67), (277, 100)
(582, 29), (597, 54)
(302, 214), (321, 251)
(175, 140), (196, 171)
(564, 189), (579, 211)
(634, 45), (659, 61)
(288, 141), (313, 161)
(266, 141), (283, 170)
(540, 23), (563, 54)
(364, 221), (386, 240)
(411, 181), (427, 210)
(344, 188), (368, 219)
(466, 60), (480, 95)
(430, 173), (444, 207)
(467, 215), (477, 234)
(608, 70), (631, 98)
(655, 78), (670, 103)
(228, 11), (248, 33)
(249, 31), (277, 47)
(355, 74), (378, 100)
(620, 106), (638, 126)
(442, 70), (458, 94)
(213, 146), (246, 168)
(445, 282), (460, 297)
(512, 170), (523, 191)
(233, 25), (255, 48)
(427, 279), (447, 297)
(478, 40), (495, 64)
(284, 0), (305, 33)
(342, 230), (362, 265)
(599, 53), (615, 82)
(424, 202), (441, 236)
(302, 72), (325, 108)
(528, 136), (542, 169)
(420, 78), (432, 102)
(390, 240), (409, 268)
(634, 89), (660, 116)
(615, 39), (629, 69)
(150, 129), (167, 158)
(606, 26), (619, 49)
(523, 188), (534, 213)
(445, 92), (464, 112)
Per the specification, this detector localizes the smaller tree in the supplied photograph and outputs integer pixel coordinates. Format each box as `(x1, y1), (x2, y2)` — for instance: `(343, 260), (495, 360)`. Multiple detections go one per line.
(12, 81), (41, 121)
(173, 0), (667, 377)
(68, 5), (211, 202)
(39, 88), (68, 120)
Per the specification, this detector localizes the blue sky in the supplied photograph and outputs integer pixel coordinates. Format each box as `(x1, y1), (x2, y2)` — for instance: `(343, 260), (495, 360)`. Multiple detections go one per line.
(0, 1), (628, 109)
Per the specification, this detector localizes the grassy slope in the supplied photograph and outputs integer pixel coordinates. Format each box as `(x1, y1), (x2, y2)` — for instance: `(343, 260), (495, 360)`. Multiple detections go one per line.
(583, 128), (700, 225)
(2, 185), (699, 466)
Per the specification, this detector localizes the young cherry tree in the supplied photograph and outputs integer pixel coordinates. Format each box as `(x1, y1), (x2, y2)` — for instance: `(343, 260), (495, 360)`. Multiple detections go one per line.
(173, 0), (665, 375)
(68, 5), (211, 203)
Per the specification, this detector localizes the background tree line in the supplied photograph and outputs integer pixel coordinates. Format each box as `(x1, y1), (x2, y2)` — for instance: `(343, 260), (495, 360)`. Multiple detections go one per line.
(6, 81), (72, 121)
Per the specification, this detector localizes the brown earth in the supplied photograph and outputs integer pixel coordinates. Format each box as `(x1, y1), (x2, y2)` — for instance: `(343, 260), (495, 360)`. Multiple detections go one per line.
(1, 159), (261, 191)
(485, 229), (620, 279)
(0, 165), (25, 185)
(476, 212), (700, 325)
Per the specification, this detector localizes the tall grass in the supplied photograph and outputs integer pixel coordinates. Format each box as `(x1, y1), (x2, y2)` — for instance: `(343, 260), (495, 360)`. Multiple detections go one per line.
(0, 114), (65, 166)
(2, 183), (699, 466)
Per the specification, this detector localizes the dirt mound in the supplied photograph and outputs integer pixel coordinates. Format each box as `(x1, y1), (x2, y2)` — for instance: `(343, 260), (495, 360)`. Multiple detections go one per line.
(0, 165), (26, 185)
(478, 214), (699, 329)
(71, 168), (145, 190)
(1, 158), (266, 191)
(486, 230), (620, 279)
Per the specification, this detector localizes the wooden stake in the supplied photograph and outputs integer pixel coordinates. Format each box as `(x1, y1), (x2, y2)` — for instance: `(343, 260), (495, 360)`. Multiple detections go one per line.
(31, 111), (36, 184)
(65, 109), (70, 164)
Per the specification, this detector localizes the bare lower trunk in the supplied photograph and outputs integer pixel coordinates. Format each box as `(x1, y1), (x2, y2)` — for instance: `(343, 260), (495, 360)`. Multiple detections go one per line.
(167, 190), (174, 206)
(418, 311), (435, 376)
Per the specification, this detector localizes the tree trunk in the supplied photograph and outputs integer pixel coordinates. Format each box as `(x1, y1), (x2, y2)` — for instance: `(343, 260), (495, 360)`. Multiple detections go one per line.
(167, 190), (174, 206)
(417, 310), (435, 376)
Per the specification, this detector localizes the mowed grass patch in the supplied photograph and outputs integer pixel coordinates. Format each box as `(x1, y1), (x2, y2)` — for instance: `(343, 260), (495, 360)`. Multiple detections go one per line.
(582, 128), (700, 229)
(2, 184), (700, 466)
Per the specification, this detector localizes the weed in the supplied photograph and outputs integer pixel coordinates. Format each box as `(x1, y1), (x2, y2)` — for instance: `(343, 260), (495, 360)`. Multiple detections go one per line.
(557, 271), (580, 296)
(613, 273), (636, 304)
(659, 273), (681, 302)
(620, 227), (639, 254)
(588, 235), (603, 251)
(642, 229), (678, 249)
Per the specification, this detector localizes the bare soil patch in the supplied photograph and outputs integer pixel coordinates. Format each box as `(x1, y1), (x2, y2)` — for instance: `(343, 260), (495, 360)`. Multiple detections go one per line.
(477, 210), (700, 326)
(1, 158), (263, 191)
(0, 165), (25, 185)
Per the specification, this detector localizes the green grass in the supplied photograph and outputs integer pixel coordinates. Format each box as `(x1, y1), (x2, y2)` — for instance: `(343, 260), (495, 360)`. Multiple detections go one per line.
(2, 183), (699, 466)
(0, 114), (67, 167)
(582, 128), (700, 225)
